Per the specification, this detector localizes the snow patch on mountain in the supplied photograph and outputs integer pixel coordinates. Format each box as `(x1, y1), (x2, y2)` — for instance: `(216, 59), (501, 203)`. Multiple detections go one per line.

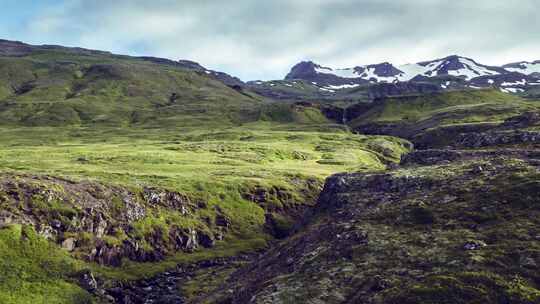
(325, 84), (360, 89)
(312, 56), (503, 83)
(446, 58), (500, 80)
(314, 66), (358, 78)
(501, 87), (524, 93)
(501, 79), (527, 87)
(396, 62), (441, 81)
(505, 62), (540, 75)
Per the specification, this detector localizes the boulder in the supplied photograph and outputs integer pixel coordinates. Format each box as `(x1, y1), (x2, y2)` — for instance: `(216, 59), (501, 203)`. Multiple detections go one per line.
(62, 237), (76, 251)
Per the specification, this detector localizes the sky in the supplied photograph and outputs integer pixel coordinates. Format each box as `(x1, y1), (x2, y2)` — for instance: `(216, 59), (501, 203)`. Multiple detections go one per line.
(1, 0), (539, 81)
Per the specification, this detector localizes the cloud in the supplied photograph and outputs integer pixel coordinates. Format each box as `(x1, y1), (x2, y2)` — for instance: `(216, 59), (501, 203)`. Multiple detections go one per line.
(2, 0), (539, 80)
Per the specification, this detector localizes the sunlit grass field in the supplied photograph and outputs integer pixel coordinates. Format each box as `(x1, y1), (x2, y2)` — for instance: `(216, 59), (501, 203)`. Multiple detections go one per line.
(0, 124), (409, 192)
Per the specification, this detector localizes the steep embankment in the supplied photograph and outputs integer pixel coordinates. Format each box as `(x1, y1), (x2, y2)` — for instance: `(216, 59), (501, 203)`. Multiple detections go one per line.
(207, 138), (540, 304)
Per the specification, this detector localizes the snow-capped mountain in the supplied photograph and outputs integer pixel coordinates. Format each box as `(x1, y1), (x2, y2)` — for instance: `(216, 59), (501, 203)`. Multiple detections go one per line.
(283, 55), (540, 94)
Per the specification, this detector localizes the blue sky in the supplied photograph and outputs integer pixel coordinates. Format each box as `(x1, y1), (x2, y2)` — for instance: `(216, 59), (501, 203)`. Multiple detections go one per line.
(2, 1), (43, 35)
(1, 0), (539, 81)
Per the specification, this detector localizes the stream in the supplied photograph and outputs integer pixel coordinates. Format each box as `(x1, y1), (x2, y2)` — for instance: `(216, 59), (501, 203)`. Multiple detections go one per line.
(105, 255), (254, 304)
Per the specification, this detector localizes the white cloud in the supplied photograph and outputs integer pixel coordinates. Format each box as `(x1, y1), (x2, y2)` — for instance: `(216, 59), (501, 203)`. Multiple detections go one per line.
(3, 0), (540, 80)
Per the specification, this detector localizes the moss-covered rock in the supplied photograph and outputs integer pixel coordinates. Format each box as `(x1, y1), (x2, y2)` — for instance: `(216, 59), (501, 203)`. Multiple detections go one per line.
(205, 153), (540, 304)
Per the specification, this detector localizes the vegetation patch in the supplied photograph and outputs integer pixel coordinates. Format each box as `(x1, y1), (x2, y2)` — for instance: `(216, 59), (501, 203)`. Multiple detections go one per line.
(0, 224), (92, 304)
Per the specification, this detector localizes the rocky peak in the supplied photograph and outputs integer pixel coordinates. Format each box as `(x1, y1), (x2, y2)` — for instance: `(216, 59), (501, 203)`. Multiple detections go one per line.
(285, 61), (319, 80)
(365, 62), (402, 77)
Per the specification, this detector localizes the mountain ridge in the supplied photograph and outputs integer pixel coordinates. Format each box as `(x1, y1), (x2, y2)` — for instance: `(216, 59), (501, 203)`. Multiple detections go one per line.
(249, 55), (540, 101)
(285, 55), (540, 85)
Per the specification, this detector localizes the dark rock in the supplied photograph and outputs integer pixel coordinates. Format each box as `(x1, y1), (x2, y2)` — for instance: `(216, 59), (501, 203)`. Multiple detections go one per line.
(457, 130), (540, 148)
(502, 111), (540, 128)
(50, 219), (62, 229)
(78, 270), (98, 292)
(215, 214), (231, 228)
(463, 240), (486, 251)
(198, 232), (215, 248)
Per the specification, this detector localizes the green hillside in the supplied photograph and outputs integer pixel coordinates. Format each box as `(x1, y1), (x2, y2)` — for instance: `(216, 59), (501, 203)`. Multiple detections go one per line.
(0, 41), (415, 303)
(0, 41), (339, 128)
(348, 89), (540, 147)
(350, 89), (529, 126)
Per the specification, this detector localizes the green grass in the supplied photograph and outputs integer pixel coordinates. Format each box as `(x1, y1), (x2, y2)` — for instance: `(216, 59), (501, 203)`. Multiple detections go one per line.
(0, 124), (408, 240)
(350, 89), (540, 128)
(387, 272), (540, 304)
(0, 126), (407, 191)
(0, 47), (264, 128)
(0, 224), (92, 304)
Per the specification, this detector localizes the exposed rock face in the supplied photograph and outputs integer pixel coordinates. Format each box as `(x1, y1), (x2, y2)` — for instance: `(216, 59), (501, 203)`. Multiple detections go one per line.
(365, 82), (442, 99)
(105, 255), (254, 304)
(364, 62), (402, 79)
(0, 39), (38, 56)
(457, 130), (540, 148)
(502, 111), (540, 128)
(78, 270), (99, 292)
(285, 61), (368, 86)
(205, 151), (540, 304)
(400, 148), (540, 166)
(352, 106), (540, 150)
(0, 174), (226, 266)
(62, 237), (76, 251)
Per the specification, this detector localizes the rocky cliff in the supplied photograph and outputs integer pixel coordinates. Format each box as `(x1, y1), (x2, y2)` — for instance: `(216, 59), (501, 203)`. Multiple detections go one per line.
(205, 146), (540, 304)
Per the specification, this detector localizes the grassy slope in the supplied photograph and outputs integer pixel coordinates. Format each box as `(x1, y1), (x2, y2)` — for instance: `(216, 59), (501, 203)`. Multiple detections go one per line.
(0, 46), (412, 302)
(0, 47), (265, 128)
(349, 89), (540, 129)
(0, 125), (408, 190)
(0, 225), (92, 304)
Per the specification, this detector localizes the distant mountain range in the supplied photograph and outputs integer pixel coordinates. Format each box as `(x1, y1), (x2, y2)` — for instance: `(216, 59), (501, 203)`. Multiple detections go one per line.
(245, 55), (540, 100)
(284, 55), (540, 91)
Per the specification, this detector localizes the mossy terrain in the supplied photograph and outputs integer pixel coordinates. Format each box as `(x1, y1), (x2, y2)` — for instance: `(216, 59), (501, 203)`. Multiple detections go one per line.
(0, 41), (417, 302)
(350, 89), (530, 125)
(209, 155), (540, 303)
(348, 89), (540, 145)
(0, 224), (93, 304)
(0, 40), (350, 128)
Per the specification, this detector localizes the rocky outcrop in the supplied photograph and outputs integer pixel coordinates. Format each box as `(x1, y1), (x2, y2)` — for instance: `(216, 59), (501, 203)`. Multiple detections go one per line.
(365, 82), (442, 100)
(105, 255), (255, 304)
(456, 130), (540, 148)
(0, 174), (226, 266)
(204, 153), (540, 303)
(400, 148), (540, 166)
(502, 111), (540, 128)
(285, 61), (368, 86)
